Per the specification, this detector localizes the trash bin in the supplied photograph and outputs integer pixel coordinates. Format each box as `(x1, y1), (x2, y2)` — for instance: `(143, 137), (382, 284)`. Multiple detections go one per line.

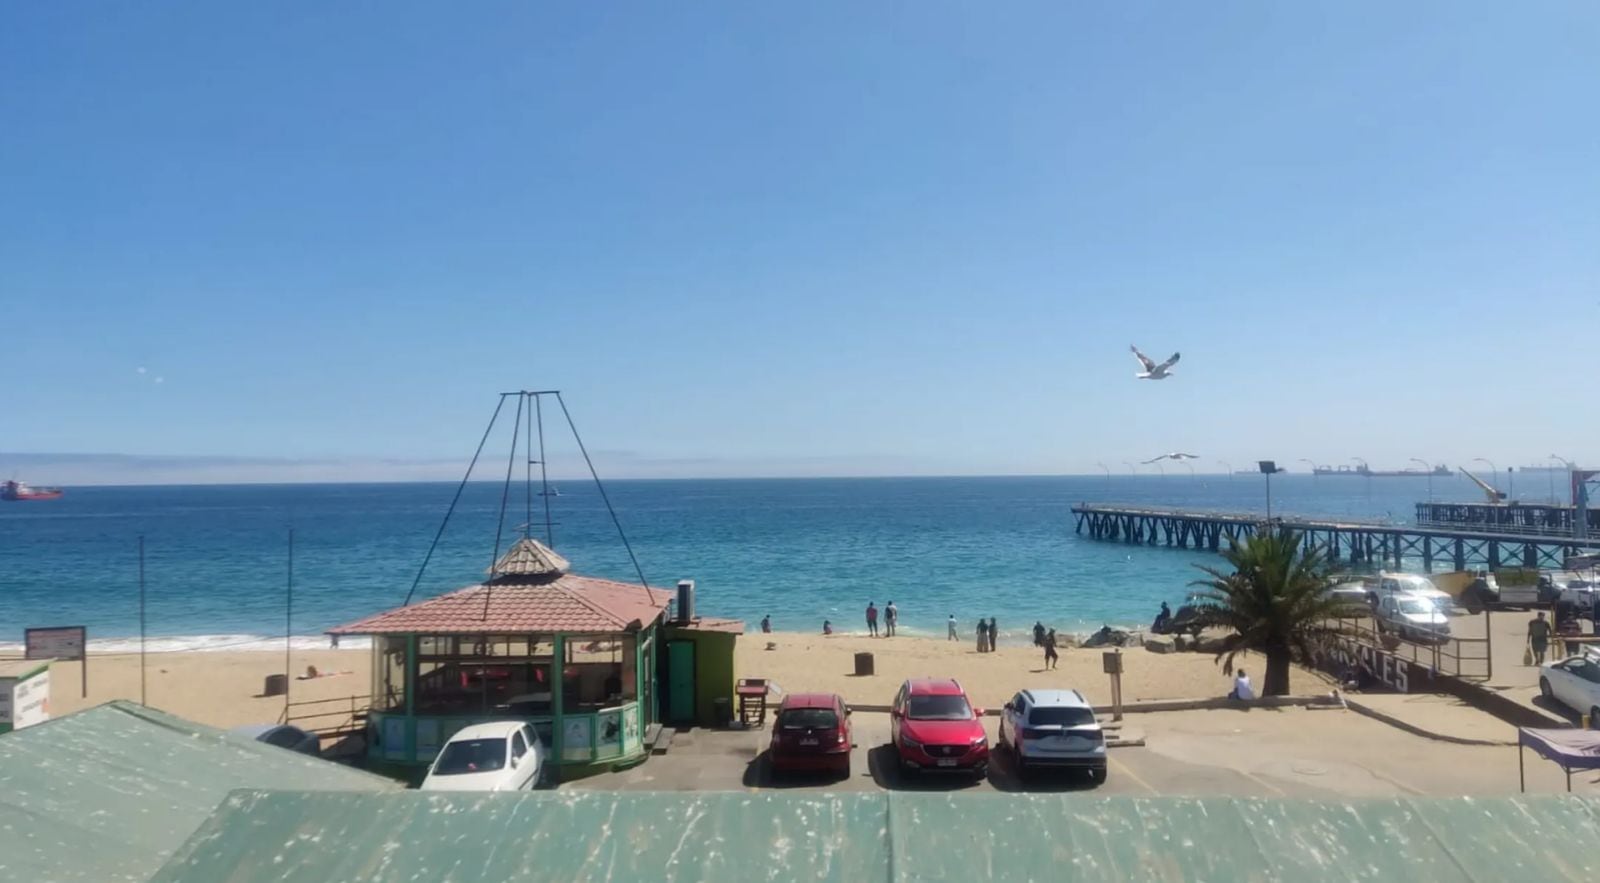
(712, 696), (732, 728)
(262, 673), (288, 697)
(854, 652), (874, 677)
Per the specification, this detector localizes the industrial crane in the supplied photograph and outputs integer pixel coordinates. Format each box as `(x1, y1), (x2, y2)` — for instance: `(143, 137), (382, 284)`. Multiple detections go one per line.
(1458, 467), (1507, 503)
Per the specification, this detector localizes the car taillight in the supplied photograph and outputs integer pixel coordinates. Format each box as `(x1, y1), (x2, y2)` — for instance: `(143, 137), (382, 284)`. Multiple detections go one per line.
(836, 729), (847, 745)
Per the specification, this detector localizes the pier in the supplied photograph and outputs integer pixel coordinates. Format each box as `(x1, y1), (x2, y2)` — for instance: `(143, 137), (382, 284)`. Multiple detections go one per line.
(1414, 501), (1599, 536)
(1071, 503), (1600, 571)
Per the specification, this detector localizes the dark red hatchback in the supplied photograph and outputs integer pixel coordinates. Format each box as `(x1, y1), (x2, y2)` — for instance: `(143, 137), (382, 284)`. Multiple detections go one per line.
(769, 692), (853, 778)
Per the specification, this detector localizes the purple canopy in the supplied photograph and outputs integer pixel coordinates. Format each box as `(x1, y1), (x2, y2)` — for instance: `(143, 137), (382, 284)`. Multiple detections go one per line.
(1519, 728), (1600, 772)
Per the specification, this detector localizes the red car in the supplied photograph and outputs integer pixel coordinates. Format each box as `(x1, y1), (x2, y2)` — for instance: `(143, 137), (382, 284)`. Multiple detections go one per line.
(890, 678), (989, 778)
(769, 692), (853, 778)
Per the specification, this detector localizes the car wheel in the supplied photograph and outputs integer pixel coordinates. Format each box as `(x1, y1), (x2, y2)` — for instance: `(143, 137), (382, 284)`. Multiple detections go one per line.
(1591, 708), (1600, 730)
(1540, 678), (1552, 699)
(1015, 755), (1027, 779)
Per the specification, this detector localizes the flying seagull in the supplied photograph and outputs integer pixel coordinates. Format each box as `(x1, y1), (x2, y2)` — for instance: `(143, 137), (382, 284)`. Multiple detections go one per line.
(1142, 452), (1200, 464)
(1131, 345), (1180, 380)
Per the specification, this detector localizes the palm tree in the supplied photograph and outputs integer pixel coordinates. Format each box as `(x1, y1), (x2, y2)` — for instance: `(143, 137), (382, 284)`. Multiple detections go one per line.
(1188, 528), (1341, 696)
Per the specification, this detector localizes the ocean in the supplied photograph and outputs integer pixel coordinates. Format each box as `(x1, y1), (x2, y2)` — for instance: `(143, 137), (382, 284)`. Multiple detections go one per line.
(0, 473), (1518, 649)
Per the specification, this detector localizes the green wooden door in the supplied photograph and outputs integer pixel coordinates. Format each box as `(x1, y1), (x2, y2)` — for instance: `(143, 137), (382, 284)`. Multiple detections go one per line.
(666, 640), (695, 724)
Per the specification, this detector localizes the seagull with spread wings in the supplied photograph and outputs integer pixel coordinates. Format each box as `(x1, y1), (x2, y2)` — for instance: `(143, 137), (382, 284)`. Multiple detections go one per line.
(1142, 453), (1200, 464)
(1130, 345), (1180, 380)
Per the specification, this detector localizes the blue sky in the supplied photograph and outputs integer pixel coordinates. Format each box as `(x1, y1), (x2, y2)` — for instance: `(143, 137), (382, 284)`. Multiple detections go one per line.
(3, 3), (1597, 482)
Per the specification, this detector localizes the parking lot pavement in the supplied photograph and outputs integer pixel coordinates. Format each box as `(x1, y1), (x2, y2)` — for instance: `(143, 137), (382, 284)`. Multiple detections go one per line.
(562, 706), (1600, 797)
(562, 712), (1273, 797)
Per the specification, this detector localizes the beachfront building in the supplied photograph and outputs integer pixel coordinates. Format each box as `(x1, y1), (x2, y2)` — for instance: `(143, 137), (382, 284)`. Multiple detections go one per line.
(329, 536), (741, 775)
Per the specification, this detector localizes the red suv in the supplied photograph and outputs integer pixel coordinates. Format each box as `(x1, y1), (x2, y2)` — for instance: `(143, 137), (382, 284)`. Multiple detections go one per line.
(890, 678), (989, 778)
(769, 692), (853, 778)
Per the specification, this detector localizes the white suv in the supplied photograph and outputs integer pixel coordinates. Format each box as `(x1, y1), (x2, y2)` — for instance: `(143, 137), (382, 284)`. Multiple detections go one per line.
(998, 689), (1106, 783)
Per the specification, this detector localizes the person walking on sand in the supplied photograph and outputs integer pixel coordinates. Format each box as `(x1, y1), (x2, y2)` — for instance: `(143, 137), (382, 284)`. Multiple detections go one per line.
(989, 618), (1000, 651)
(1032, 621), (1046, 647)
(885, 601), (898, 637)
(976, 617), (989, 653)
(1044, 628), (1059, 670)
(1528, 611), (1552, 665)
(947, 613), (958, 641)
(761, 614), (772, 634)
(866, 602), (879, 637)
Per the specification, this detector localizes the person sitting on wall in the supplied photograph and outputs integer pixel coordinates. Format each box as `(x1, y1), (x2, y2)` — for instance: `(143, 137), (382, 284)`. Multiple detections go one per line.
(1228, 669), (1255, 701)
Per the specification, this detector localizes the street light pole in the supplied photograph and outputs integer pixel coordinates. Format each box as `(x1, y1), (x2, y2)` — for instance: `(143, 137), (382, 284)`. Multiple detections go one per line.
(1123, 461), (1137, 476)
(1474, 458), (1499, 501)
(1218, 460), (1233, 481)
(1299, 458), (1317, 476)
(1552, 455), (1575, 505)
(1410, 458), (1434, 503)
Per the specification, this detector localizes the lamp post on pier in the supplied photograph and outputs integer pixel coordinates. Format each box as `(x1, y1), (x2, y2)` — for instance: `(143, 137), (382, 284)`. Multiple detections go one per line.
(1410, 458), (1434, 503)
(1259, 461), (1282, 521)
(1299, 458), (1317, 476)
(1552, 455), (1575, 505)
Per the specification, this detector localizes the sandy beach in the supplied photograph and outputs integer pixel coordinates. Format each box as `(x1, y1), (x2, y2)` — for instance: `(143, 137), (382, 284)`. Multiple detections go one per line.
(22, 631), (1325, 731)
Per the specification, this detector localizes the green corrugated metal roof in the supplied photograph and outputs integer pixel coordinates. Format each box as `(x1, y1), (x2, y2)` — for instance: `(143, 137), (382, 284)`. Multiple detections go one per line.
(0, 700), (397, 883)
(154, 790), (1600, 882)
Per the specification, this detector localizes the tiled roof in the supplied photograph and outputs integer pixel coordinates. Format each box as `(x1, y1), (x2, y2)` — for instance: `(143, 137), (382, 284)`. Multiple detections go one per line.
(329, 574), (672, 635)
(489, 536), (570, 579)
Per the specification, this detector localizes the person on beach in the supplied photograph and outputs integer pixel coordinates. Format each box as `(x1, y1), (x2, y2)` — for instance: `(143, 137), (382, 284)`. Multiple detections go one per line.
(1032, 621), (1046, 647)
(885, 601), (898, 637)
(1152, 602), (1172, 634)
(1044, 628), (1059, 670)
(866, 602), (879, 637)
(1229, 670), (1255, 701)
(989, 618), (999, 650)
(823, 619), (833, 635)
(947, 613), (958, 641)
(761, 614), (772, 634)
(1528, 611), (1552, 665)
(976, 618), (989, 653)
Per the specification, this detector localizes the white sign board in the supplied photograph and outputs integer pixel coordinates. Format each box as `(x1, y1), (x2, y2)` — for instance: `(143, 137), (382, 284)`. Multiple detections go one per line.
(0, 663), (51, 732)
(25, 626), (85, 661)
(11, 667), (50, 729)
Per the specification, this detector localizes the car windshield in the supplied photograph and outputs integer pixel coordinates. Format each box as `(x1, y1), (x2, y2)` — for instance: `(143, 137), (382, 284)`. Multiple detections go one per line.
(780, 708), (838, 729)
(906, 694), (974, 721)
(1397, 598), (1436, 615)
(431, 738), (507, 775)
(1028, 706), (1095, 727)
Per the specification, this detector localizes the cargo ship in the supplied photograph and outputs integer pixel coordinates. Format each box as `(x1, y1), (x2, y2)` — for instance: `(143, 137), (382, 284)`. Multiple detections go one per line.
(1312, 464), (1451, 478)
(1, 480), (63, 501)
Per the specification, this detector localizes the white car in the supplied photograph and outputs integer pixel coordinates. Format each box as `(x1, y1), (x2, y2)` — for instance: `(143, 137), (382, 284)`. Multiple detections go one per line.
(1539, 653), (1600, 723)
(998, 688), (1107, 783)
(420, 721), (546, 792)
(1368, 573), (1454, 611)
(1374, 593), (1451, 643)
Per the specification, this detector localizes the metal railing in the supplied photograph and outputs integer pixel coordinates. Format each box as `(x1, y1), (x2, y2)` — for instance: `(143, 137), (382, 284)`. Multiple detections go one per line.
(1326, 614), (1491, 681)
(280, 693), (372, 738)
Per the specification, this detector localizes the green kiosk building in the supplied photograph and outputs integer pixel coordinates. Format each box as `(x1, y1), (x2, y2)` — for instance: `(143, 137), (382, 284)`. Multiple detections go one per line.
(330, 536), (741, 777)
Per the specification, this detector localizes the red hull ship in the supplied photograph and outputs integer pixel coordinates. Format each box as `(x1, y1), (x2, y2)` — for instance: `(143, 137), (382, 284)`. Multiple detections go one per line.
(1, 480), (63, 501)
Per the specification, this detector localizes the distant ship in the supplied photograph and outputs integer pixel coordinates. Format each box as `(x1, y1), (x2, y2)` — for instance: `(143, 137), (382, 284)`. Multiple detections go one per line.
(1, 480), (63, 501)
(1312, 465), (1451, 478)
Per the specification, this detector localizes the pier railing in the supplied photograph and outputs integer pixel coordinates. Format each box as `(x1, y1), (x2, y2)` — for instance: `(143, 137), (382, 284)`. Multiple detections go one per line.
(1073, 502), (1600, 572)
